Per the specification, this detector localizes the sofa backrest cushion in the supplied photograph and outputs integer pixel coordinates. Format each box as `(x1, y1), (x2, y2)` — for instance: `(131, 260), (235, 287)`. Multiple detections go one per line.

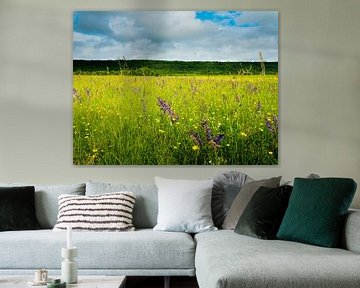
(0, 183), (86, 229)
(86, 181), (158, 229)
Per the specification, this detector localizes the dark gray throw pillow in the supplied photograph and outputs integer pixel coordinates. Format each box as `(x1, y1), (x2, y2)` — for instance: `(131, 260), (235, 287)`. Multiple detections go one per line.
(212, 171), (250, 228)
(0, 186), (41, 231)
(235, 185), (293, 239)
(223, 176), (281, 230)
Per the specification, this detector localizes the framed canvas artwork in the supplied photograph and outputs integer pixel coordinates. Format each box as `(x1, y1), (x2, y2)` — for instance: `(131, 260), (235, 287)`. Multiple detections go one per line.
(73, 11), (278, 165)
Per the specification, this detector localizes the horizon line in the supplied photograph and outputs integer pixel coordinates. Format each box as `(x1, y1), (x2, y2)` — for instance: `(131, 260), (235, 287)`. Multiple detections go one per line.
(73, 59), (278, 63)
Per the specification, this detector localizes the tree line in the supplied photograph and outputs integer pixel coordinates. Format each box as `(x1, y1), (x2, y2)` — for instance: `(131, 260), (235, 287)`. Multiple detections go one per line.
(73, 59), (278, 76)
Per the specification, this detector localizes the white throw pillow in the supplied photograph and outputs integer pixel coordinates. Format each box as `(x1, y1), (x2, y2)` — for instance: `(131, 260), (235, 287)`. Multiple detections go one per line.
(153, 177), (217, 233)
(53, 192), (135, 231)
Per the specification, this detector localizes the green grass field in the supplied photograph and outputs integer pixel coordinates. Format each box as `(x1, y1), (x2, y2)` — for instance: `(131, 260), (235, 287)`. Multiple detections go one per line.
(73, 74), (278, 165)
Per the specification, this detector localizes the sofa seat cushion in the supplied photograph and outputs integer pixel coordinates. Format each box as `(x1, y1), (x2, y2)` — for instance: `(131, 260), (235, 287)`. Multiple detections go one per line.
(0, 229), (195, 271)
(195, 230), (360, 288)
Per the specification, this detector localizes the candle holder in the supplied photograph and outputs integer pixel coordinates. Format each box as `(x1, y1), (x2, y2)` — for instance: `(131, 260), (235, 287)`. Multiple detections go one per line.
(61, 247), (78, 284)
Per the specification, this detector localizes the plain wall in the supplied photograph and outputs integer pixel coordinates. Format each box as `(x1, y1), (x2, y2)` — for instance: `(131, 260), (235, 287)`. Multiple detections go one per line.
(0, 0), (359, 208)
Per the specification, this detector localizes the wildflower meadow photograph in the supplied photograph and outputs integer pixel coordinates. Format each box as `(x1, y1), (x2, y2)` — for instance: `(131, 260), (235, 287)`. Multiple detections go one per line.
(73, 11), (278, 165)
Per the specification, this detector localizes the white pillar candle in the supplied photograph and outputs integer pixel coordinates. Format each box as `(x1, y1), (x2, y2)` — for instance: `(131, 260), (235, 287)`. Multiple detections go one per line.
(67, 225), (72, 249)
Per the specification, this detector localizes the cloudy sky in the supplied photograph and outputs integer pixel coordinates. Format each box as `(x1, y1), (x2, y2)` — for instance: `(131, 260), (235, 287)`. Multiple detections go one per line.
(73, 11), (278, 62)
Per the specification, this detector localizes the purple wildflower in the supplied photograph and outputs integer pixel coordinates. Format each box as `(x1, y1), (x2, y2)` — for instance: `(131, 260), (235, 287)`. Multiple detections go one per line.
(191, 120), (225, 150)
(265, 119), (274, 133)
(209, 134), (225, 149)
(190, 131), (204, 147)
(86, 88), (90, 97)
(73, 88), (81, 102)
(201, 120), (212, 141)
(212, 134), (225, 145)
(157, 97), (179, 122)
(256, 101), (262, 112)
(273, 115), (278, 130)
(265, 116), (278, 134)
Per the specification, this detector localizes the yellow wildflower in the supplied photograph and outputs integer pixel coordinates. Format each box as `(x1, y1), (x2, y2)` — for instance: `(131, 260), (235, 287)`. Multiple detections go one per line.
(192, 145), (200, 151)
(240, 132), (247, 137)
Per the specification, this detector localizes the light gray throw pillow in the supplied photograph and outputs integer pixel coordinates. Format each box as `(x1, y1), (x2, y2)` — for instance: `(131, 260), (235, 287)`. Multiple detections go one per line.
(222, 176), (281, 230)
(153, 177), (217, 233)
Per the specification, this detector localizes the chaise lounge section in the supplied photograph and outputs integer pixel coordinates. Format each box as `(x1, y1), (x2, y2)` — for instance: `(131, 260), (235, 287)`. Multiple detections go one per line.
(195, 214), (360, 288)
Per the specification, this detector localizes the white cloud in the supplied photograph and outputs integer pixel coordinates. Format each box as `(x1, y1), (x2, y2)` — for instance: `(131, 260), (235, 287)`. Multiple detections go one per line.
(73, 11), (278, 61)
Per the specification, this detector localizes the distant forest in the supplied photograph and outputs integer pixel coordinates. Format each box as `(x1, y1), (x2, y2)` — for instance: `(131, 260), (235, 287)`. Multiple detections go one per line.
(73, 60), (278, 76)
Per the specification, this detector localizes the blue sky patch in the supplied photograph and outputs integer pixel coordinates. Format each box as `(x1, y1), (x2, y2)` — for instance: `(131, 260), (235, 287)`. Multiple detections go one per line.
(196, 11), (245, 27)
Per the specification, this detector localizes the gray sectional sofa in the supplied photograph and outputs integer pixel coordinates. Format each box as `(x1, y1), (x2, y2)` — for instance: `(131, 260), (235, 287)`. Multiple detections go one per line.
(195, 216), (360, 288)
(1, 180), (360, 288)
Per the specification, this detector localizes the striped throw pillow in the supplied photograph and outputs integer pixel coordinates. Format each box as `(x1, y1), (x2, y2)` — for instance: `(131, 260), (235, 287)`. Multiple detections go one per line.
(53, 192), (136, 231)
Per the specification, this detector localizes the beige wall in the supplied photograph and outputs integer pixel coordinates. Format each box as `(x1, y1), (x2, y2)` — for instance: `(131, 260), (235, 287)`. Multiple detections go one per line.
(0, 0), (359, 208)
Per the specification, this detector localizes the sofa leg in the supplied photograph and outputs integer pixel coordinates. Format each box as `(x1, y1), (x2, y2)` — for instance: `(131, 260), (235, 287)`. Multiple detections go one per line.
(164, 276), (170, 288)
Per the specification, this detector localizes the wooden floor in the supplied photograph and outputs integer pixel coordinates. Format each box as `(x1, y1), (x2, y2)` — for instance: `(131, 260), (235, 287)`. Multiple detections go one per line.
(126, 276), (199, 288)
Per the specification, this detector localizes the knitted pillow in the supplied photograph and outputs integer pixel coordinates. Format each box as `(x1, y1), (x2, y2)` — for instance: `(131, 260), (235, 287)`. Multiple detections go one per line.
(277, 178), (357, 247)
(53, 192), (135, 231)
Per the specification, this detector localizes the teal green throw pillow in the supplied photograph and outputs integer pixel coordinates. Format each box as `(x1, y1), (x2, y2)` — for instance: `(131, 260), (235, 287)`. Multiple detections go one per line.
(276, 178), (357, 247)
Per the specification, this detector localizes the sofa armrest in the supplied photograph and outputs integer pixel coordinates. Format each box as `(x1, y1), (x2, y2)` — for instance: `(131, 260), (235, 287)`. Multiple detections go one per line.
(342, 209), (360, 253)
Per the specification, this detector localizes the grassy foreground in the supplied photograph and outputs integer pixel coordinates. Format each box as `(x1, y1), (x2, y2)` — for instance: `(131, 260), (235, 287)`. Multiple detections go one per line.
(73, 75), (278, 165)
